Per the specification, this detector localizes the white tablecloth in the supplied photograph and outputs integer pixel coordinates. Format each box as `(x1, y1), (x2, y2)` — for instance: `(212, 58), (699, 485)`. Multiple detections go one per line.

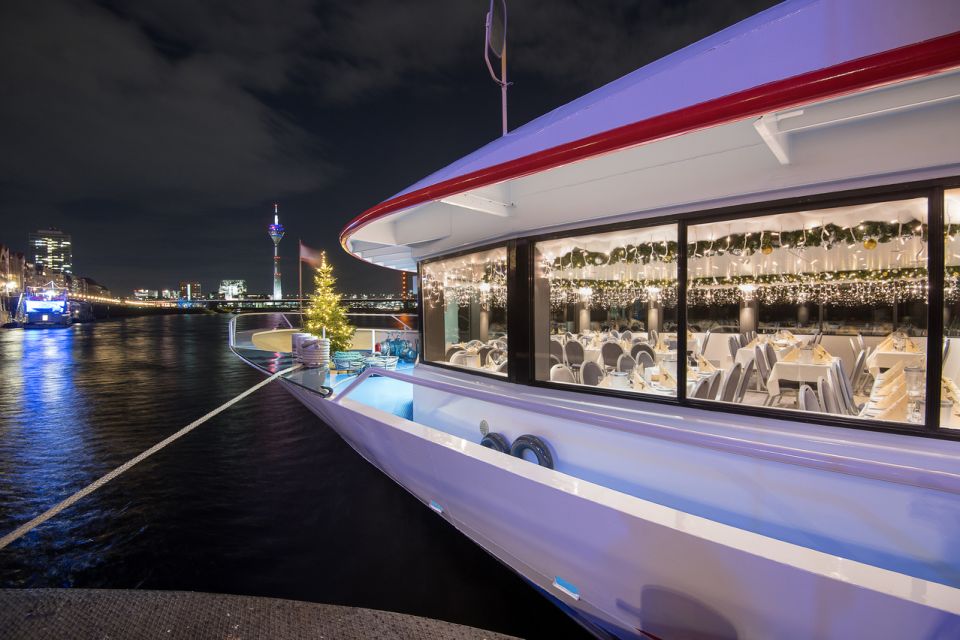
(866, 349), (924, 376)
(736, 342), (797, 368)
(767, 357), (840, 397)
(596, 373), (692, 396)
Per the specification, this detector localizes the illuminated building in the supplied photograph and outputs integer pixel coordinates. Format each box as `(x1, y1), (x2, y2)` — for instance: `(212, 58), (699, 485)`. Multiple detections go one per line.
(218, 279), (247, 300)
(179, 281), (201, 300)
(28, 228), (73, 275)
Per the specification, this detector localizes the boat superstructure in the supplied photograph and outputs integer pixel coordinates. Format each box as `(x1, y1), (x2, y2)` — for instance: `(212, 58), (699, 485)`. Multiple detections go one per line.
(17, 282), (72, 328)
(234, 1), (960, 637)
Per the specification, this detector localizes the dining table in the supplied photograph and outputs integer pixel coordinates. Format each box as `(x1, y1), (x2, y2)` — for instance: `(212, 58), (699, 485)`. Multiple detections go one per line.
(766, 348), (840, 398)
(865, 335), (925, 376)
(735, 339), (797, 368)
(860, 370), (960, 428)
(595, 365), (702, 396)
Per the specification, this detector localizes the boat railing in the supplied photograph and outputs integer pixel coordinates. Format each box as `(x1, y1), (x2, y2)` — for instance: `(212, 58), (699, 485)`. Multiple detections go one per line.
(333, 366), (960, 496)
(228, 311), (417, 353)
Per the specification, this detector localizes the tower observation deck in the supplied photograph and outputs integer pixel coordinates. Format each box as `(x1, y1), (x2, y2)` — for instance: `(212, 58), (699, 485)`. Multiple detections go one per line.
(268, 204), (285, 300)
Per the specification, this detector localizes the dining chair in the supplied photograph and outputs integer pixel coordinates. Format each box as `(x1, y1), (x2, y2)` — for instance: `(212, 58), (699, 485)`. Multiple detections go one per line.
(550, 364), (576, 383)
(636, 351), (655, 370)
(496, 359), (509, 373)
(601, 341), (624, 370)
(564, 340), (585, 380)
(649, 329), (659, 346)
(621, 331), (633, 343)
(735, 359), (755, 404)
(738, 333), (749, 348)
(833, 361), (862, 415)
(707, 370), (723, 400)
(581, 361), (604, 386)
(449, 350), (469, 365)
(632, 342), (655, 362)
(826, 369), (849, 416)
(754, 344), (771, 392)
(719, 363), (742, 402)
(617, 354), (637, 374)
(693, 376), (713, 399)
(818, 375), (841, 414)
(479, 346), (493, 366)
(445, 346), (461, 361)
(550, 339), (564, 364)
(728, 336), (740, 361)
(799, 385), (824, 413)
(851, 349), (871, 395)
(764, 341), (778, 367)
(700, 329), (712, 356)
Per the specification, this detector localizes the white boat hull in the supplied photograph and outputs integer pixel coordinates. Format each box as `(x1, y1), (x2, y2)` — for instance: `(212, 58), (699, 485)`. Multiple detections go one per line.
(282, 379), (960, 640)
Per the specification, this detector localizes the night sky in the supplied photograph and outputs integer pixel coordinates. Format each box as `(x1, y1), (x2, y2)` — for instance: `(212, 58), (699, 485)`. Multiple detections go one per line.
(0, 0), (779, 295)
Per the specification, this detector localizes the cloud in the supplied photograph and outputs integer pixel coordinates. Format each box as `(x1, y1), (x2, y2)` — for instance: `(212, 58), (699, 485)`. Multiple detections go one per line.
(0, 0), (327, 212)
(291, 0), (779, 104)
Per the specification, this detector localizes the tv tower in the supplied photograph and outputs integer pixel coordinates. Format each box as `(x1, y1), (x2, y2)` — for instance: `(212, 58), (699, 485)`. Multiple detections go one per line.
(268, 203), (285, 300)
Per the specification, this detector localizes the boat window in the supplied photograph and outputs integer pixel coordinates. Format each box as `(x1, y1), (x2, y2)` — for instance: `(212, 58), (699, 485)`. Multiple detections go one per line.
(421, 247), (508, 376)
(942, 189), (960, 431)
(686, 197), (929, 427)
(532, 223), (679, 397)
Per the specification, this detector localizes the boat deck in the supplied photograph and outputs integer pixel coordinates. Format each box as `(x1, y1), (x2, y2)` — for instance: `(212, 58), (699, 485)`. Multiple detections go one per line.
(0, 589), (516, 640)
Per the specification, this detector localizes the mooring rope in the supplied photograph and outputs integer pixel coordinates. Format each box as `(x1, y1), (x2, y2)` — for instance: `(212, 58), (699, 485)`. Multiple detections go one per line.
(0, 364), (301, 551)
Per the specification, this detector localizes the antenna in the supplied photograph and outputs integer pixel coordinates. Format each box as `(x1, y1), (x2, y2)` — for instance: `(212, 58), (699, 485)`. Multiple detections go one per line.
(484, 0), (509, 136)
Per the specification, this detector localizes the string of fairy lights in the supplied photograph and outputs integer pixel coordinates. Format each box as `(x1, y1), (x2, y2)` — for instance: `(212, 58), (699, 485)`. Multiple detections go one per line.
(419, 217), (960, 311)
(422, 257), (508, 309)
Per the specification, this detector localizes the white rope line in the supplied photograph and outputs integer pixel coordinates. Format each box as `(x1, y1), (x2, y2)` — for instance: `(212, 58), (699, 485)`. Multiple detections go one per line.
(0, 364), (301, 551)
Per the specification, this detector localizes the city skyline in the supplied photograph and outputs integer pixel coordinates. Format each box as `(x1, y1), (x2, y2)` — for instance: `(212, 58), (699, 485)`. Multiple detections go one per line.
(0, 0), (778, 294)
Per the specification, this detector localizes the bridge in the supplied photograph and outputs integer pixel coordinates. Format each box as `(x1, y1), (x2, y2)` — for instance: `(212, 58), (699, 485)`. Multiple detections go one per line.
(68, 295), (416, 316)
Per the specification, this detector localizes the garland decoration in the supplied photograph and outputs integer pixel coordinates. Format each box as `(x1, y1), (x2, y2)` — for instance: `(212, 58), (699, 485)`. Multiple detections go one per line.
(550, 220), (928, 269)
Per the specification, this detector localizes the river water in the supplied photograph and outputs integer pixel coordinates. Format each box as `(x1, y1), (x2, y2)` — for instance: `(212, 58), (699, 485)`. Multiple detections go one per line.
(0, 314), (587, 638)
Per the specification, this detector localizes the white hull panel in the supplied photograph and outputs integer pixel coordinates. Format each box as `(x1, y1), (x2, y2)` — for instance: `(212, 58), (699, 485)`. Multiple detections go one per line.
(283, 381), (960, 639)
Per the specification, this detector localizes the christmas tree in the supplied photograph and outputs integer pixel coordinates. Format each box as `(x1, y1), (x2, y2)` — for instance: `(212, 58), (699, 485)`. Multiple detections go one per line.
(305, 252), (355, 353)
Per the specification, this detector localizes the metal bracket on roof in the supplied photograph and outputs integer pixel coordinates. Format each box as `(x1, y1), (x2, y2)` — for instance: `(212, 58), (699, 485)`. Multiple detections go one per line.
(753, 110), (804, 166)
(439, 192), (514, 217)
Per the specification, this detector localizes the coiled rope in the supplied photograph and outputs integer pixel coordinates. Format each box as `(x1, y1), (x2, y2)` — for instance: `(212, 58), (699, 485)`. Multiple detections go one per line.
(0, 364), (301, 551)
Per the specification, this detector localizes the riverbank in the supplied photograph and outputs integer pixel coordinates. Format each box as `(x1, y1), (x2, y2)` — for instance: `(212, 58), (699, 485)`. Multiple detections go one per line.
(0, 589), (517, 639)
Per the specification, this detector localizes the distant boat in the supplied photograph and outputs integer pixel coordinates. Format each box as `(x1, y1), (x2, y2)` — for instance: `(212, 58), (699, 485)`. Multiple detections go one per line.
(18, 282), (72, 328)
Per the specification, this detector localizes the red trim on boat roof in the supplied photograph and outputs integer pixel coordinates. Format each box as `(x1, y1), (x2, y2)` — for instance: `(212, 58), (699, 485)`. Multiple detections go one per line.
(341, 30), (960, 259)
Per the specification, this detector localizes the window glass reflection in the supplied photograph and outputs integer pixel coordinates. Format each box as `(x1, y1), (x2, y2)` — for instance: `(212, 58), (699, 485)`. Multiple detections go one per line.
(687, 198), (928, 427)
(533, 224), (680, 397)
(421, 247), (508, 375)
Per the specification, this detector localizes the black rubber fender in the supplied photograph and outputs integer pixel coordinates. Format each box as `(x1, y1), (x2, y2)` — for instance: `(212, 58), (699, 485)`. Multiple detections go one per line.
(510, 434), (554, 469)
(480, 432), (511, 453)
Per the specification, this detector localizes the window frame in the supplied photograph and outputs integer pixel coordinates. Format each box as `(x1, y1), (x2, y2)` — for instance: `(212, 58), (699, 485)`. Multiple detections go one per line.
(416, 175), (960, 441)
(417, 240), (513, 382)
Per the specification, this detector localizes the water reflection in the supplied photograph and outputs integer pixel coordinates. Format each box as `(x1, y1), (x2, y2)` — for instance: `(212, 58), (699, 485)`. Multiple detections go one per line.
(0, 315), (585, 639)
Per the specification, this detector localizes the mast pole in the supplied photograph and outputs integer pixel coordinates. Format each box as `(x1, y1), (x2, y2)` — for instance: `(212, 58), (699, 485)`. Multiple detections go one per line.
(501, 42), (508, 135)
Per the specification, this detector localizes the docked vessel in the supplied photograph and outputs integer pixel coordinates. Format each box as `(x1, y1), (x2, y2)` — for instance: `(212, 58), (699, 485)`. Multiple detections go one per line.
(16, 283), (73, 328)
(233, 1), (960, 637)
